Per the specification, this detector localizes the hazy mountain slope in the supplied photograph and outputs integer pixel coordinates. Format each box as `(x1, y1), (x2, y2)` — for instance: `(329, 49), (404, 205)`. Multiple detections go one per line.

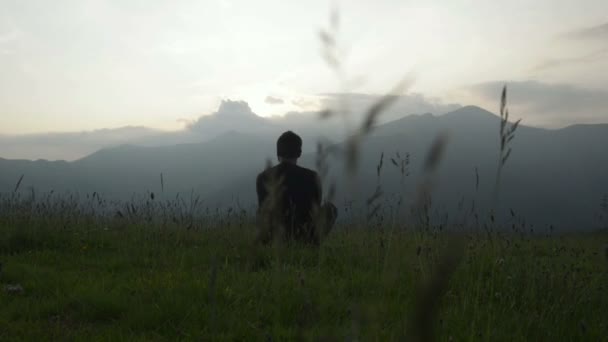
(331, 106), (607, 230)
(0, 131), (275, 199)
(1, 106), (606, 230)
(0, 126), (162, 161)
(212, 106), (608, 230)
(0, 158), (73, 193)
(73, 131), (275, 198)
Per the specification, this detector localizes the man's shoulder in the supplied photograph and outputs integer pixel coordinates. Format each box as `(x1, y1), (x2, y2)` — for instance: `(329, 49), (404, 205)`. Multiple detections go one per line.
(257, 167), (273, 182)
(258, 163), (318, 181)
(257, 164), (283, 181)
(294, 165), (319, 179)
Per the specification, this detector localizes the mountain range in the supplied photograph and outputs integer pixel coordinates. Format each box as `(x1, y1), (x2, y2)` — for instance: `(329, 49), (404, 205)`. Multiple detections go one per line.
(1, 105), (607, 231)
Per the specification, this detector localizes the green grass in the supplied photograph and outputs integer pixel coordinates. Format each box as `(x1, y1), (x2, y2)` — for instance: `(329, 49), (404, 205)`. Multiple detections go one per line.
(1, 221), (607, 341)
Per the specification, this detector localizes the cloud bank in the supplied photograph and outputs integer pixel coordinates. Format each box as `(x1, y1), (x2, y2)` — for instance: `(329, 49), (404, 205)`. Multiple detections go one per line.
(0, 127), (158, 161)
(562, 22), (608, 41)
(0, 93), (462, 161)
(2, 81), (607, 161)
(468, 81), (608, 127)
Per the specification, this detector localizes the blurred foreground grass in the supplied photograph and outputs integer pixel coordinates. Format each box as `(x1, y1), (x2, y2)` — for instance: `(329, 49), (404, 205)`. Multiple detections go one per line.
(1, 222), (607, 341)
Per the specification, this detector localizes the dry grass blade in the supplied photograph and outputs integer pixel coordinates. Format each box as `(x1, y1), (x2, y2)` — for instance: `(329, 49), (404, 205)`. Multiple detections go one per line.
(319, 20), (340, 71)
(366, 185), (383, 207)
(160, 173), (164, 193)
(407, 239), (464, 342)
(411, 134), (448, 227)
(500, 85), (507, 119)
(321, 46), (339, 69)
(423, 134), (448, 173)
(13, 174), (24, 193)
(361, 95), (396, 134)
(318, 30), (335, 47)
(510, 119), (522, 134)
(501, 148), (512, 165)
(366, 184), (383, 222)
(361, 75), (416, 135)
(367, 204), (381, 222)
(495, 84), (522, 203)
(344, 75), (416, 175)
(377, 152), (384, 180)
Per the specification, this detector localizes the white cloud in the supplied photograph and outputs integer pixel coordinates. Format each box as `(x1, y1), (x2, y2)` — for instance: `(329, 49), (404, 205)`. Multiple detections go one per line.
(187, 100), (275, 135)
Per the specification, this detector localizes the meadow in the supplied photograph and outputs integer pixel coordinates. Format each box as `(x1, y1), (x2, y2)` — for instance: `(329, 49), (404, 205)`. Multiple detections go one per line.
(1, 86), (607, 341)
(1, 204), (607, 341)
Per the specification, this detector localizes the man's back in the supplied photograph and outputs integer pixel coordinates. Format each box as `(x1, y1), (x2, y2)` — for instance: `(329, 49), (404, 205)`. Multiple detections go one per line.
(256, 162), (321, 240)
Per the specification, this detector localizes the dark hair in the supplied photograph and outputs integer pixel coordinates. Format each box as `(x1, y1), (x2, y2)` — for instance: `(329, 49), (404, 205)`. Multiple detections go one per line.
(276, 131), (302, 159)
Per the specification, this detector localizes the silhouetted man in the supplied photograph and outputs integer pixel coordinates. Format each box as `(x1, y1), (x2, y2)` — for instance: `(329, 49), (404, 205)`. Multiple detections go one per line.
(256, 131), (337, 245)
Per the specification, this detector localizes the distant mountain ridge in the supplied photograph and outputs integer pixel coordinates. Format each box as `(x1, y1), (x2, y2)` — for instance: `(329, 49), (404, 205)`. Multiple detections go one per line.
(1, 105), (607, 231)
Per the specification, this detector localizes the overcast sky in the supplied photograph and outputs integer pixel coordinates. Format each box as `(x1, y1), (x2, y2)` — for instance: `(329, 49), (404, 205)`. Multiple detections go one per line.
(1, 0), (607, 135)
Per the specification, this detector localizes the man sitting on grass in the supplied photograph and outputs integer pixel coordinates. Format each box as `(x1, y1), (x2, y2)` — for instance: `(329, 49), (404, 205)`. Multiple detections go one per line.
(256, 131), (337, 245)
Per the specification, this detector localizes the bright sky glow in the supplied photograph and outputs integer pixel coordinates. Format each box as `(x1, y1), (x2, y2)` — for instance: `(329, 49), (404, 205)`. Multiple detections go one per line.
(0, 0), (607, 134)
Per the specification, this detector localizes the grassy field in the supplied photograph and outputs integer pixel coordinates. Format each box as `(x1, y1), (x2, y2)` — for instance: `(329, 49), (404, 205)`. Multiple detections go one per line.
(1, 219), (607, 341)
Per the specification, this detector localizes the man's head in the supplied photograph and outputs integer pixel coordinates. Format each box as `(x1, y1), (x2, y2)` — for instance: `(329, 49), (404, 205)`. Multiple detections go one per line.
(276, 131), (302, 163)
